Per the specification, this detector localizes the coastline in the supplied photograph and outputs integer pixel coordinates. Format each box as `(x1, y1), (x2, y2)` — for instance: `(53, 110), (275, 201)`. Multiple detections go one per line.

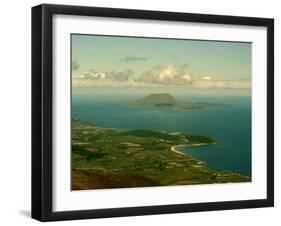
(170, 143), (213, 165)
(170, 145), (187, 156)
(170, 143), (250, 179)
(73, 118), (251, 189)
(170, 143), (210, 155)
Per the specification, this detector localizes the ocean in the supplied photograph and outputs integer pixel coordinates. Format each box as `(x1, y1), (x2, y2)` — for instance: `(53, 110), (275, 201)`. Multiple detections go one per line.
(72, 94), (251, 177)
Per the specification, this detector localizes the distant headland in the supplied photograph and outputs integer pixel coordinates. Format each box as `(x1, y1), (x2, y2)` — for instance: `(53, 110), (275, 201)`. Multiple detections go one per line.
(123, 93), (230, 109)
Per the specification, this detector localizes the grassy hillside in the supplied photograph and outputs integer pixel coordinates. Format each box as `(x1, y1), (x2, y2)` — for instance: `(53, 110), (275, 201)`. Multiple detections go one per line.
(72, 119), (250, 190)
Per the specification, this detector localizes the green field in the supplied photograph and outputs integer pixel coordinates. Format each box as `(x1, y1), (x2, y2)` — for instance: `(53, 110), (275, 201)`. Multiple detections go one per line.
(72, 119), (250, 190)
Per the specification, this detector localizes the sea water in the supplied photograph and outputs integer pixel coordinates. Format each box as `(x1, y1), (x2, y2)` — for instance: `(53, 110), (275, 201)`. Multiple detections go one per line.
(72, 95), (251, 177)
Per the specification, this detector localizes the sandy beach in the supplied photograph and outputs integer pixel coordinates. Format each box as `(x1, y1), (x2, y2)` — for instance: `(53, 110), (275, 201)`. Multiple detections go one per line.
(170, 145), (187, 156)
(170, 144), (209, 168)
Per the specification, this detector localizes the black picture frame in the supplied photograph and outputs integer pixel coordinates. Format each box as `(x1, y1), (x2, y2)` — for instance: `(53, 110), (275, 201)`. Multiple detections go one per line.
(32, 3), (274, 222)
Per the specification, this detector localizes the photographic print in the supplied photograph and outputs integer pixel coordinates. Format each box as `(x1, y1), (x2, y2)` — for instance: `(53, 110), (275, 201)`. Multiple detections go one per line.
(32, 4), (273, 221)
(71, 34), (252, 190)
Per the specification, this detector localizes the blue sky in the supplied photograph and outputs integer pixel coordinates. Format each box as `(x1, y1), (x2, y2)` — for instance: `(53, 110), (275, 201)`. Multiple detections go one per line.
(71, 34), (251, 95)
(72, 34), (251, 80)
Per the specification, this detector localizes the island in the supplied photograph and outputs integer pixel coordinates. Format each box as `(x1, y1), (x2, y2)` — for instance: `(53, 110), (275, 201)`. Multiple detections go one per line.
(72, 119), (250, 190)
(122, 93), (230, 109)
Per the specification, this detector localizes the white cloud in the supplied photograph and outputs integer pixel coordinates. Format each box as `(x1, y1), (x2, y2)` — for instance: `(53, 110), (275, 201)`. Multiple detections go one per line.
(193, 79), (251, 89)
(159, 64), (178, 81)
(158, 64), (193, 84)
(182, 73), (193, 82)
(72, 78), (162, 88)
(80, 70), (107, 80)
(107, 69), (134, 81)
(72, 64), (251, 89)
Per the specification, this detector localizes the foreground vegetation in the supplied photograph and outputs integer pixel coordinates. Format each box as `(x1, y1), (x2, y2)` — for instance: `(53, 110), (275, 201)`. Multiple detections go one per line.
(72, 119), (250, 190)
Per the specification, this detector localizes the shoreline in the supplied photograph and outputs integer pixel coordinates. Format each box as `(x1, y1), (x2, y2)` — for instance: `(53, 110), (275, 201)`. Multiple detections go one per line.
(170, 143), (250, 178)
(170, 143), (212, 165)
(170, 143), (210, 155)
(170, 145), (187, 156)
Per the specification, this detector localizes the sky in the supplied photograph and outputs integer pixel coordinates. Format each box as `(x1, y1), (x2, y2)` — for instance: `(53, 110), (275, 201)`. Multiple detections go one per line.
(71, 34), (251, 95)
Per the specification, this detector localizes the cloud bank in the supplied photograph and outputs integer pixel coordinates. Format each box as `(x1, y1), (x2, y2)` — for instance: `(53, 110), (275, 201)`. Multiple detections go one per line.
(72, 64), (251, 89)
